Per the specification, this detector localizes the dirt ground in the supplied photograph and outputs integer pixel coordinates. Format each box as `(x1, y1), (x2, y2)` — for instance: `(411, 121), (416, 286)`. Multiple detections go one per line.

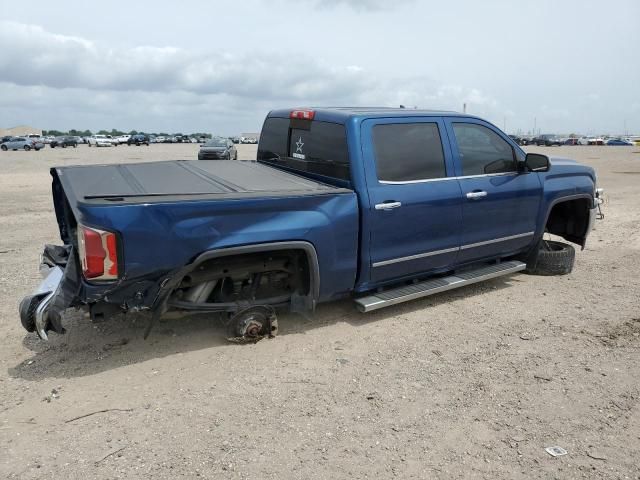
(0, 143), (638, 479)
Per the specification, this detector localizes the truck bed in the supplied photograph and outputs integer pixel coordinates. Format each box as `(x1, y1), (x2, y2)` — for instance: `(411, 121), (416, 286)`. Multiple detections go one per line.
(53, 160), (351, 205)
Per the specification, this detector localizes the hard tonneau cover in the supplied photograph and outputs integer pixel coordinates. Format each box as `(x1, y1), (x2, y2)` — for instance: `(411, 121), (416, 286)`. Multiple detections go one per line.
(53, 160), (351, 205)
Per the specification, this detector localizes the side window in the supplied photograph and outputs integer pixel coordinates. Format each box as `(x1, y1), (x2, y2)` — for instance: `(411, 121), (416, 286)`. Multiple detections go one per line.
(373, 123), (446, 182)
(452, 123), (516, 176)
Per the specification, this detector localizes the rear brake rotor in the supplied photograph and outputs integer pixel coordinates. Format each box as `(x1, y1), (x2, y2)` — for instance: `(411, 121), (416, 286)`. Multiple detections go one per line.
(226, 306), (278, 344)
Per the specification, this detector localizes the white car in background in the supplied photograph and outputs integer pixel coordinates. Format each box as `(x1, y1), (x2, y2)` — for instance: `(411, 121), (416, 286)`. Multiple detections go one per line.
(115, 135), (131, 145)
(155, 136), (166, 143)
(88, 135), (113, 147)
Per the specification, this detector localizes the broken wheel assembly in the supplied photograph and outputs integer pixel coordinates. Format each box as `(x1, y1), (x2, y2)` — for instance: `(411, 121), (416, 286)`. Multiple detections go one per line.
(226, 305), (278, 343)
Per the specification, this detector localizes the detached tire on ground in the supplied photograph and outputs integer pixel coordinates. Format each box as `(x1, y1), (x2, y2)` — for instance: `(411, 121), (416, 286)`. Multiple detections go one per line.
(525, 240), (575, 276)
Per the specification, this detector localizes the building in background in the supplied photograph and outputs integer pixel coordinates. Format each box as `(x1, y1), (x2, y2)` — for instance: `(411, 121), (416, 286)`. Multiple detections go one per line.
(0, 125), (42, 137)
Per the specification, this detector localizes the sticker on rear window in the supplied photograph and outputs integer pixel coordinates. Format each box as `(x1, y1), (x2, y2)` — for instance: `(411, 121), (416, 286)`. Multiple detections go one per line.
(292, 136), (305, 159)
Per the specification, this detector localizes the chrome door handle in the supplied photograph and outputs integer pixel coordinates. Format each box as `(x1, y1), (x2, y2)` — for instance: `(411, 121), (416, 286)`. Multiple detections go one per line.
(465, 191), (487, 199)
(375, 201), (402, 210)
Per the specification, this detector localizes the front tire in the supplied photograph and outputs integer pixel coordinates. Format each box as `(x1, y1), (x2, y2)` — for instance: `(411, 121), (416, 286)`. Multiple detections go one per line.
(1, 145), (7, 151)
(24, 145), (31, 151)
(524, 239), (575, 276)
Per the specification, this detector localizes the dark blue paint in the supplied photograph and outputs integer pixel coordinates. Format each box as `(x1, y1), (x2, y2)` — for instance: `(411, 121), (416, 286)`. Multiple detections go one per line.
(62, 108), (597, 309)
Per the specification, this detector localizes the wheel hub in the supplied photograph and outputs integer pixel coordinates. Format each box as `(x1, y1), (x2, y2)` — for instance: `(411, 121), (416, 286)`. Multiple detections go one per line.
(226, 306), (278, 343)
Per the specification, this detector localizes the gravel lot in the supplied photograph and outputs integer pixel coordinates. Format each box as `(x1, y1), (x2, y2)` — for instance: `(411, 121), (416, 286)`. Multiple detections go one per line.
(0, 143), (638, 479)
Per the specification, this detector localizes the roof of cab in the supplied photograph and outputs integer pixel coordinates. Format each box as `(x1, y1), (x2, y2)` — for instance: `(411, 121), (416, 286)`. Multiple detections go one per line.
(268, 107), (477, 123)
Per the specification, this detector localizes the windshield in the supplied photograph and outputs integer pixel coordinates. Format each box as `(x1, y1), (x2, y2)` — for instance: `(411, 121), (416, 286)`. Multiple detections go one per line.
(205, 139), (226, 147)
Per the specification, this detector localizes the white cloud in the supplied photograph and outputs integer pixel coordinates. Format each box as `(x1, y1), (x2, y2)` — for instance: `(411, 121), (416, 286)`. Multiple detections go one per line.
(0, 20), (504, 132)
(0, 21), (370, 100)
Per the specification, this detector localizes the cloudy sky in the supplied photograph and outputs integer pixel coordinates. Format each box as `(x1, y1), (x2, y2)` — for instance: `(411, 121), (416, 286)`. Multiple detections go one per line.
(1, 0), (638, 135)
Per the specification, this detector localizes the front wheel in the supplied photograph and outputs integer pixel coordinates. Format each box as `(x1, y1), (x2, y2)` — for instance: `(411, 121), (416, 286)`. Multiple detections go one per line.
(1, 145), (7, 151)
(24, 145), (31, 151)
(524, 239), (575, 276)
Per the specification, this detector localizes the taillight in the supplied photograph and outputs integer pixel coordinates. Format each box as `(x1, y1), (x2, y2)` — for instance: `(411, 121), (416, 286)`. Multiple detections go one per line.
(290, 109), (315, 120)
(77, 225), (119, 280)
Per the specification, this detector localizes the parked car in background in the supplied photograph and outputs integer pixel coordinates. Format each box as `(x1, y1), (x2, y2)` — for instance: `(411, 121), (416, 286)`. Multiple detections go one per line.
(605, 138), (633, 146)
(127, 134), (150, 146)
(115, 135), (131, 145)
(564, 138), (579, 145)
(88, 135), (113, 147)
(508, 135), (524, 146)
(198, 137), (237, 160)
(50, 136), (78, 148)
(531, 134), (563, 146)
(1, 137), (44, 151)
(1, 136), (11, 144)
(155, 136), (166, 143)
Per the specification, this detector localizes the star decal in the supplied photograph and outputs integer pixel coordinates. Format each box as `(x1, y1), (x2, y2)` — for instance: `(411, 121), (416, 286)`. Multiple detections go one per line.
(295, 137), (304, 153)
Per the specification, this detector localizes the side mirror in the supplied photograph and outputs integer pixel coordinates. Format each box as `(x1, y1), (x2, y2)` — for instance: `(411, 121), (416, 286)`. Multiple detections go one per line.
(525, 153), (550, 172)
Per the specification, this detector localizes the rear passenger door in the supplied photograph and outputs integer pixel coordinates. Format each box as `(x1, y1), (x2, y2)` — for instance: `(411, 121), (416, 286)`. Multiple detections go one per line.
(444, 118), (543, 264)
(361, 118), (463, 284)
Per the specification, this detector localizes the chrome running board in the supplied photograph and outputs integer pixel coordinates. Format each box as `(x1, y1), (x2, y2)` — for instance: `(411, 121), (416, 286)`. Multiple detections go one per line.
(355, 260), (526, 313)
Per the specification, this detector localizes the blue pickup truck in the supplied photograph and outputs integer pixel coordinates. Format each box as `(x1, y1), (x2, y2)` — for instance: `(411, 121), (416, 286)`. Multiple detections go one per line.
(20, 107), (603, 340)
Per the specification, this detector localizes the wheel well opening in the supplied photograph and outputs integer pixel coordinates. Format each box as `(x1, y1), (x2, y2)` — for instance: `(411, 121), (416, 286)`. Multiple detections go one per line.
(545, 198), (591, 246)
(172, 249), (312, 307)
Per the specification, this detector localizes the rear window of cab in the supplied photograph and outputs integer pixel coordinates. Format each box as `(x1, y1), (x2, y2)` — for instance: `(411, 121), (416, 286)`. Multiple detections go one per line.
(257, 117), (350, 180)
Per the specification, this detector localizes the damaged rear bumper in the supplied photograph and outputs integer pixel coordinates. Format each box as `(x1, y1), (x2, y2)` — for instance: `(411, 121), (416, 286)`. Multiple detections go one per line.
(18, 245), (82, 339)
(24, 266), (64, 340)
(19, 244), (172, 340)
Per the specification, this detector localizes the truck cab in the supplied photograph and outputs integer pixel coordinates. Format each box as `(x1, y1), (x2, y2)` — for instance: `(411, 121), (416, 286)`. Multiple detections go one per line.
(258, 108), (598, 294)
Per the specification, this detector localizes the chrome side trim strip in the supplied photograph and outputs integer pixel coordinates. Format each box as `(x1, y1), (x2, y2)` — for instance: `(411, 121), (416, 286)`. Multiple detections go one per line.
(379, 177), (455, 185)
(372, 246), (460, 267)
(372, 231), (534, 268)
(378, 171), (517, 185)
(459, 231), (534, 250)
